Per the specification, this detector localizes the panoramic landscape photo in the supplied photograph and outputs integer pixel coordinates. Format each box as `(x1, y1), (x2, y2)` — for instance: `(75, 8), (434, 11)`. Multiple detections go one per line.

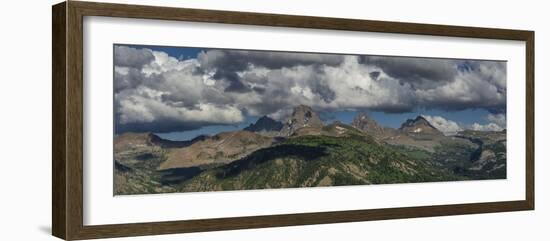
(113, 44), (507, 195)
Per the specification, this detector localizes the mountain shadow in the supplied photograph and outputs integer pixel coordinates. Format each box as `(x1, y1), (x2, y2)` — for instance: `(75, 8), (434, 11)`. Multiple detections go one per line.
(244, 115), (283, 132)
(215, 144), (331, 179)
(160, 166), (203, 185)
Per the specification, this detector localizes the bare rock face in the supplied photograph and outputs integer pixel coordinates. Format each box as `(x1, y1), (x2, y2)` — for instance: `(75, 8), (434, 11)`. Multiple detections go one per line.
(114, 132), (157, 153)
(244, 115), (283, 133)
(158, 131), (274, 170)
(114, 132), (202, 153)
(351, 113), (385, 135)
(280, 105), (324, 136)
(399, 116), (443, 135)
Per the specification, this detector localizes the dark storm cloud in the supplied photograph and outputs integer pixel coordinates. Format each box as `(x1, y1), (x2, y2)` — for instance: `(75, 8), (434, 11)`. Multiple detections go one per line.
(370, 102), (417, 113)
(311, 80), (336, 103)
(363, 56), (459, 89)
(113, 45), (507, 133)
(462, 60), (506, 90)
(369, 71), (381, 80)
(115, 120), (206, 133)
(307, 66), (336, 103)
(114, 45), (155, 69)
(114, 68), (142, 93)
(114, 67), (167, 94)
(212, 69), (251, 92)
(198, 49), (345, 71)
(415, 60), (507, 114)
(251, 86), (266, 94)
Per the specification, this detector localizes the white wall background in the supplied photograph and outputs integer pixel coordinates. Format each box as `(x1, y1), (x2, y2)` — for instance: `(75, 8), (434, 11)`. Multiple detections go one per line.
(0, 0), (547, 240)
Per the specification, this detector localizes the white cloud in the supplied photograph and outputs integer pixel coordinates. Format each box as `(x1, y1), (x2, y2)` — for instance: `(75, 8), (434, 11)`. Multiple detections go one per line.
(467, 113), (506, 132)
(322, 56), (416, 112)
(114, 48), (247, 132)
(142, 50), (198, 75)
(487, 113), (506, 128)
(117, 86), (244, 125)
(422, 115), (463, 135)
(114, 45), (154, 68)
(414, 68), (506, 112)
(114, 45), (507, 133)
(470, 122), (504, 132)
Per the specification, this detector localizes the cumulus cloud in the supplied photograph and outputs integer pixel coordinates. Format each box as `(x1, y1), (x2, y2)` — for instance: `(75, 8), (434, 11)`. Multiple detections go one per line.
(198, 49), (344, 71)
(196, 50), (345, 93)
(113, 45), (507, 133)
(468, 113), (506, 132)
(114, 46), (154, 68)
(422, 115), (463, 135)
(470, 123), (504, 132)
(114, 47), (246, 133)
(363, 56), (458, 88)
(415, 63), (506, 113)
(487, 113), (506, 127)
(115, 86), (244, 133)
(423, 114), (506, 134)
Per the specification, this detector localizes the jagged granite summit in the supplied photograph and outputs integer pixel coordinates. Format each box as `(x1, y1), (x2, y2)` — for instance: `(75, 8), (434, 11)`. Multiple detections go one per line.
(399, 116), (443, 135)
(351, 113), (385, 135)
(244, 115), (283, 133)
(280, 105), (324, 136)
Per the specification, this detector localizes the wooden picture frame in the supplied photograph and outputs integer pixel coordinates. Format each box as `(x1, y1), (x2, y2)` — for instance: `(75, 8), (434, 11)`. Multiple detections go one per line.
(52, 1), (534, 240)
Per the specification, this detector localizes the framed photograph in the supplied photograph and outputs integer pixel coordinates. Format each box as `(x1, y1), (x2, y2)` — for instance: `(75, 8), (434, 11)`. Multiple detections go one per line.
(52, 1), (534, 240)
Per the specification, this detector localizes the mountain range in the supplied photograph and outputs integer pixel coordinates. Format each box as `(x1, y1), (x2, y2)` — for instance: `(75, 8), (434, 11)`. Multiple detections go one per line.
(114, 105), (506, 195)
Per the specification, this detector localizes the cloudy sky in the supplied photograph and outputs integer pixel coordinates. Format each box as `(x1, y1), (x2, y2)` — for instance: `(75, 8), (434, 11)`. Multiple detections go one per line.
(114, 44), (506, 139)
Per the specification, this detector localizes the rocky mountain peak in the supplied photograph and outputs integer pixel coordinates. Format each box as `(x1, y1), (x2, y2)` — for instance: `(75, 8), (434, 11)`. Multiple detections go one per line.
(280, 105), (323, 136)
(351, 112), (384, 135)
(399, 116), (442, 135)
(244, 115), (283, 132)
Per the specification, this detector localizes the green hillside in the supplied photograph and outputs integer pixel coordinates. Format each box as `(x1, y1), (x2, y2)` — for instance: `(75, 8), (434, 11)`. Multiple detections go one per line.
(113, 112), (506, 195)
(175, 135), (462, 192)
